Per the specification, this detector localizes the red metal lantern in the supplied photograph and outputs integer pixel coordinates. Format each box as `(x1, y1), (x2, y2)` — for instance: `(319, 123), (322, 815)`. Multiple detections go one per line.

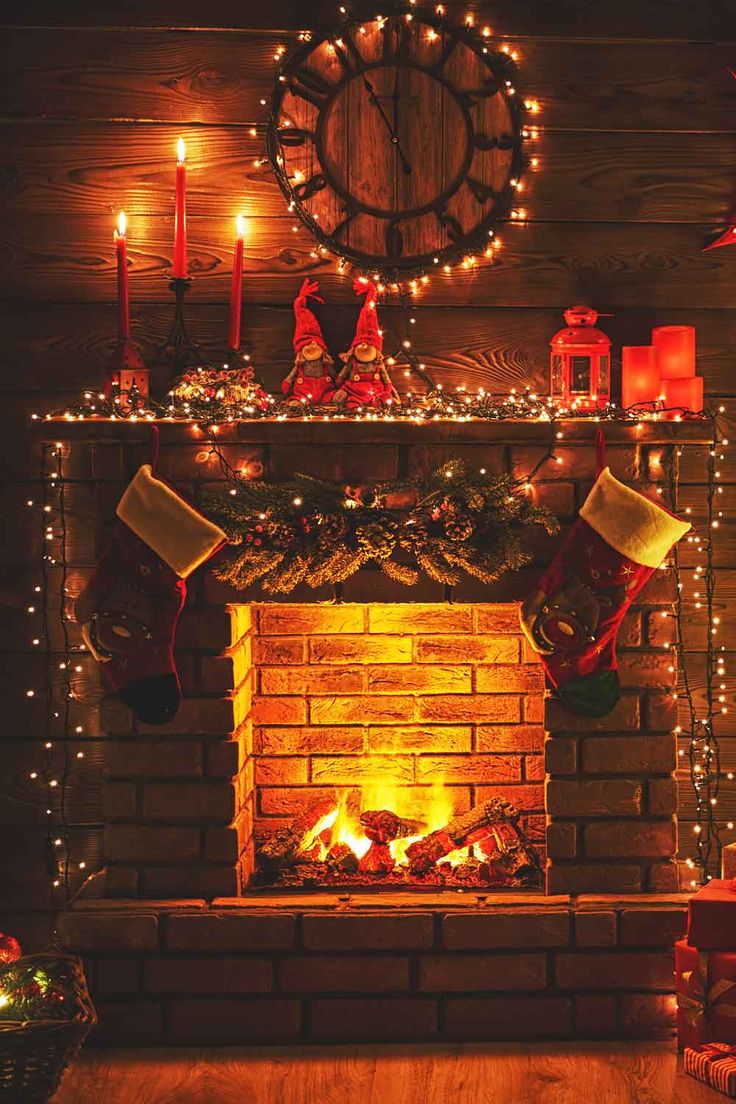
(550, 305), (611, 410)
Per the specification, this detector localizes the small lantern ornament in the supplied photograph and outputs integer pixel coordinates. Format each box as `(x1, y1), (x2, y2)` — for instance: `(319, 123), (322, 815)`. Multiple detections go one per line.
(550, 306), (611, 410)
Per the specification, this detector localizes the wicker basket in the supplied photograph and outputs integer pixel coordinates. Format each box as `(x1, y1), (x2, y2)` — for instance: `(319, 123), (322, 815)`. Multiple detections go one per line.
(0, 954), (97, 1103)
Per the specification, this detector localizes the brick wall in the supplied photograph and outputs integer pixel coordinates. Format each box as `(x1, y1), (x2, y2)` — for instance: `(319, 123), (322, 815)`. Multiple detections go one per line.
(41, 419), (710, 900)
(58, 895), (688, 1044)
(252, 602), (545, 854)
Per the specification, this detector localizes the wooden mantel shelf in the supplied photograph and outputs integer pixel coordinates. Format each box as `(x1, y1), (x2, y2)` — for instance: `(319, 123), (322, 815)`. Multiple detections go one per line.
(40, 417), (713, 447)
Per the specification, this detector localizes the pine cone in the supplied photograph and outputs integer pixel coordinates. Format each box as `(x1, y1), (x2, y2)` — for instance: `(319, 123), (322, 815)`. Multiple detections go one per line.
(402, 517), (430, 549)
(267, 519), (297, 549)
(318, 513), (349, 543)
(444, 513), (474, 541)
(356, 521), (395, 560)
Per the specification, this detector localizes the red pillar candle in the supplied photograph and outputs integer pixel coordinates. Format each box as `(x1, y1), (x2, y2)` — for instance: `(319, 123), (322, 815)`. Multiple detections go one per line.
(114, 210), (130, 341)
(652, 325), (695, 379)
(173, 138), (187, 278)
(621, 345), (660, 409)
(661, 375), (704, 413)
(228, 215), (246, 351)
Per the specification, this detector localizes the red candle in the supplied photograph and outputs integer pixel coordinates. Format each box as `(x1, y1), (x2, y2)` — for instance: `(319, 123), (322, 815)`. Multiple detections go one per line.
(652, 325), (695, 379)
(228, 215), (246, 351)
(114, 210), (130, 341)
(661, 376), (704, 414)
(621, 345), (659, 409)
(173, 138), (187, 278)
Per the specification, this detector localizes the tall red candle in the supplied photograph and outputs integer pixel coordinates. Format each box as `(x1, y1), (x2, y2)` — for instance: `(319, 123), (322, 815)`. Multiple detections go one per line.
(621, 345), (659, 409)
(652, 325), (695, 379)
(114, 210), (130, 340)
(173, 138), (187, 278)
(228, 215), (246, 351)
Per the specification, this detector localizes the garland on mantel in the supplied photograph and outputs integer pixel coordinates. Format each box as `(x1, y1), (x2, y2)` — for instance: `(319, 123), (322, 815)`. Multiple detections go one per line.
(204, 459), (558, 594)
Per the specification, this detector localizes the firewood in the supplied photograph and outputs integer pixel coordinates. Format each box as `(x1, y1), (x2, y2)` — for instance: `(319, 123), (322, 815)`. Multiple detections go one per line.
(477, 823), (541, 881)
(326, 842), (359, 874)
(360, 809), (426, 843)
(406, 798), (520, 874)
(257, 796), (336, 874)
(357, 841), (395, 876)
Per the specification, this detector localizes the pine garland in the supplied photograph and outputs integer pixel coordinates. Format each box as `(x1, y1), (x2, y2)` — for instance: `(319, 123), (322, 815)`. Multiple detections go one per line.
(204, 459), (558, 595)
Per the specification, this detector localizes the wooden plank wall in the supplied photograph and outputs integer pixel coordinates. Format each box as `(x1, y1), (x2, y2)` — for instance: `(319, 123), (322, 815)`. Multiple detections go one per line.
(1, 0), (734, 943)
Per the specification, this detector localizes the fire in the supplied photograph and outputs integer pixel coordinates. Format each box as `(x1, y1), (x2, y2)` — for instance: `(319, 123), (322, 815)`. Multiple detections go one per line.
(298, 781), (469, 868)
(177, 137), (186, 164)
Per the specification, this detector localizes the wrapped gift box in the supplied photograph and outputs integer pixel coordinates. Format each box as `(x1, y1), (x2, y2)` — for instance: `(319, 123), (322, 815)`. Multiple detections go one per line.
(677, 940), (736, 1051)
(685, 1044), (736, 1098)
(723, 845), (736, 882)
(688, 880), (736, 949)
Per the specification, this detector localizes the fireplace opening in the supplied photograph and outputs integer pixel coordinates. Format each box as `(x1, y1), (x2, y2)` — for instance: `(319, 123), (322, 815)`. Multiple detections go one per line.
(246, 602), (545, 892)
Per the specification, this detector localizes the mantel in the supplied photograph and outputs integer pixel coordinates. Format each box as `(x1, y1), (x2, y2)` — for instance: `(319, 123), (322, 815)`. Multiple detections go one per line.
(40, 417), (713, 448)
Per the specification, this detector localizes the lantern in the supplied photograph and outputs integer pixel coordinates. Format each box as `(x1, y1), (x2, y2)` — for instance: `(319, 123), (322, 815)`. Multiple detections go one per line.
(550, 305), (611, 410)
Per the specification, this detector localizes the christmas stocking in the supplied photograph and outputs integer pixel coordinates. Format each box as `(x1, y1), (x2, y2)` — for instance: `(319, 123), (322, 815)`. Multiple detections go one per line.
(520, 460), (690, 717)
(75, 464), (226, 725)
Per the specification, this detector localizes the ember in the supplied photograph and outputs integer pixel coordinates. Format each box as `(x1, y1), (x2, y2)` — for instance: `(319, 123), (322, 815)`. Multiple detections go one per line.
(255, 792), (541, 890)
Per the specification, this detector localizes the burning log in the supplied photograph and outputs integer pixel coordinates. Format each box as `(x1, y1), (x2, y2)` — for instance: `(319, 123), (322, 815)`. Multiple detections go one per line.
(326, 842), (359, 874)
(476, 823), (541, 881)
(256, 796), (336, 875)
(358, 842), (395, 876)
(360, 809), (425, 843)
(405, 797), (520, 874)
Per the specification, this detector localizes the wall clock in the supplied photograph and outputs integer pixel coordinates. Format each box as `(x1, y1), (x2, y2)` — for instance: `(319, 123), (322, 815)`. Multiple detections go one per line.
(266, 11), (526, 280)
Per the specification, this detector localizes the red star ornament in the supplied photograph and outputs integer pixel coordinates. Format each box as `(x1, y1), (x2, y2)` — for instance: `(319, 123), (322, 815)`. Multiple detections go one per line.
(704, 69), (736, 250)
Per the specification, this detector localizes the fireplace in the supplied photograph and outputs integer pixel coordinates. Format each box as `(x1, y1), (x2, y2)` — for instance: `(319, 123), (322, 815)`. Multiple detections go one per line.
(51, 417), (708, 1042)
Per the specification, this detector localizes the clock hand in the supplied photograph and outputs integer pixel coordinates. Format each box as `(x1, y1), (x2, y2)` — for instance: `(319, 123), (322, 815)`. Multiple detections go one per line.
(362, 75), (412, 176)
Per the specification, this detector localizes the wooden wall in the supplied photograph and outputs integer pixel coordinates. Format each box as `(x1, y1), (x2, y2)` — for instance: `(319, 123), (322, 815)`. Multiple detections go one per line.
(1, 0), (735, 944)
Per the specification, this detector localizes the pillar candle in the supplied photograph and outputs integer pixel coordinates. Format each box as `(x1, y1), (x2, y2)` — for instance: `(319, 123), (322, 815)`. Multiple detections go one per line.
(173, 138), (187, 278)
(652, 325), (695, 379)
(661, 375), (704, 413)
(114, 211), (130, 341)
(621, 345), (659, 409)
(228, 215), (246, 351)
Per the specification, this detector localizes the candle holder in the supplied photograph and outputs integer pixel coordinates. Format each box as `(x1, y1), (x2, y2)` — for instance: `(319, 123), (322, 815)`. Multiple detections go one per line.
(151, 276), (202, 379)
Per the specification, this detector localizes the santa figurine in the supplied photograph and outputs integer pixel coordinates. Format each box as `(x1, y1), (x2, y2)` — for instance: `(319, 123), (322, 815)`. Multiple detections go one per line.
(281, 278), (336, 406)
(333, 280), (400, 411)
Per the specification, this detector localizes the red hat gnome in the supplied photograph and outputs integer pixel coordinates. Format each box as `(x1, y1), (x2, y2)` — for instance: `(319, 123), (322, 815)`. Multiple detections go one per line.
(281, 278), (336, 405)
(333, 279), (399, 410)
(520, 431), (690, 717)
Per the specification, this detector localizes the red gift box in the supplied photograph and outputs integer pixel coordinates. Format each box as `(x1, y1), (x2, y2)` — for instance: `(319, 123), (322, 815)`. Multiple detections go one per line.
(688, 880), (736, 949)
(677, 940), (736, 1051)
(685, 1044), (736, 1098)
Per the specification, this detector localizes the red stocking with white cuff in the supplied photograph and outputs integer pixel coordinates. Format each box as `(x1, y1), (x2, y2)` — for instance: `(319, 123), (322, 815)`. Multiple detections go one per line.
(520, 438), (691, 718)
(75, 461), (226, 725)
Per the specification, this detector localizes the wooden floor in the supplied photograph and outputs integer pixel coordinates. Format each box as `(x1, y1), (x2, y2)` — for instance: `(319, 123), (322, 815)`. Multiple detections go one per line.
(54, 1043), (725, 1104)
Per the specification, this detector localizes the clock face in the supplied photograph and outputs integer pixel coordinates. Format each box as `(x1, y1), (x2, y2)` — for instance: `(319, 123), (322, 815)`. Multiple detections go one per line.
(267, 15), (524, 276)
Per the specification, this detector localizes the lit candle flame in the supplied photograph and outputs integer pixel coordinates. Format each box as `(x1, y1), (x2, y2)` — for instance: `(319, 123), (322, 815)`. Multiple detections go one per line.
(177, 137), (186, 164)
(236, 214), (247, 238)
(114, 210), (127, 239)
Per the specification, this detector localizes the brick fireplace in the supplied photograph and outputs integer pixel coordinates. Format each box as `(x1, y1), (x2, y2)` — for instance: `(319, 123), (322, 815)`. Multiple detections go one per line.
(50, 418), (708, 1042)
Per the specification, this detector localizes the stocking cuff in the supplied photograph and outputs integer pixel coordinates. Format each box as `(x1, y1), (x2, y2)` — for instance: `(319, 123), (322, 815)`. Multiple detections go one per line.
(579, 466), (690, 568)
(117, 464), (226, 578)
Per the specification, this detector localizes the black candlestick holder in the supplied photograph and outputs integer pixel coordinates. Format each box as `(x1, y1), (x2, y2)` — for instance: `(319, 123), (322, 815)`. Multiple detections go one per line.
(151, 277), (202, 380)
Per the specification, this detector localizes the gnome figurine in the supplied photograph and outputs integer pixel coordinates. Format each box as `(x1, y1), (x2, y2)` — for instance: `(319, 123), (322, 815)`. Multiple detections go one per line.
(333, 281), (400, 411)
(281, 278), (336, 406)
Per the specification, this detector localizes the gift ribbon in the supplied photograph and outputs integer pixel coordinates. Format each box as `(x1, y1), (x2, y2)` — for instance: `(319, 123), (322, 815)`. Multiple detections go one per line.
(678, 951), (736, 1035)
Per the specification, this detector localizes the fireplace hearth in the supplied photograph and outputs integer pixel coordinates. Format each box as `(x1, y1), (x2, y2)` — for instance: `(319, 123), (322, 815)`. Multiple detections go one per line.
(46, 417), (709, 1043)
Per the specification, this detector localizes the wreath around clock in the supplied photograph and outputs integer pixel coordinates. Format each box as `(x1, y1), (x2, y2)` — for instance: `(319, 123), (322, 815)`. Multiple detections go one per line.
(266, 8), (527, 281)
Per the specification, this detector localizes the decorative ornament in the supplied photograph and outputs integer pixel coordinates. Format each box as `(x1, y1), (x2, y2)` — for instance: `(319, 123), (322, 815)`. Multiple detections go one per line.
(206, 459), (558, 596)
(549, 305), (612, 410)
(170, 363), (269, 412)
(520, 433), (691, 717)
(0, 933), (22, 965)
(332, 280), (400, 410)
(281, 278), (337, 406)
(74, 452), (226, 724)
